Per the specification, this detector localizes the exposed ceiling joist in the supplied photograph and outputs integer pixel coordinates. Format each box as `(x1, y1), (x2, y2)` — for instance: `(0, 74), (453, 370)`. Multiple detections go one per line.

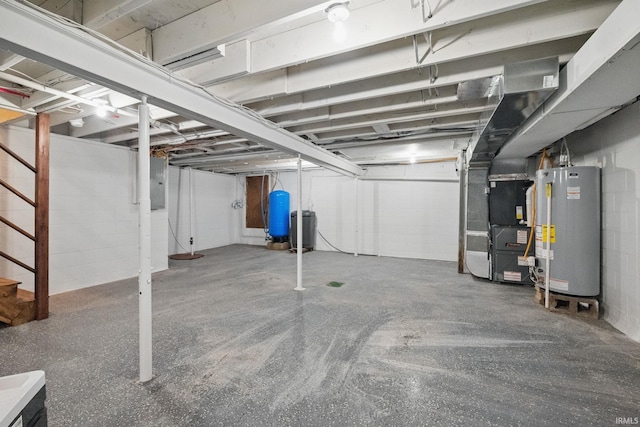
(0, 0), (363, 176)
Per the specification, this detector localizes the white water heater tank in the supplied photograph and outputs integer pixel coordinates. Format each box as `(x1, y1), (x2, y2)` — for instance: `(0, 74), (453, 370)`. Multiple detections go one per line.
(535, 166), (600, 296)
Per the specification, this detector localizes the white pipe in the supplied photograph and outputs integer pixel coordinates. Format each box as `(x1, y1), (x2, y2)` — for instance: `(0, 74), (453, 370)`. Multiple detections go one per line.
(295, 155), (304, 291)
(138, 95), (153, 382)
(545, 182), (552, 309)
(354, 177), (359, 257)
(189, 167), (194, 256)
(357, 176), (458, 182)
(525, 184), (535, 227)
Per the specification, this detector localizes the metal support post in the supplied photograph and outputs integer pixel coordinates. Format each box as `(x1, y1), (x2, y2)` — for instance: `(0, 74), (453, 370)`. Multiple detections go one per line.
(295, 155), (305, 291)
(138, 95), (153, 382)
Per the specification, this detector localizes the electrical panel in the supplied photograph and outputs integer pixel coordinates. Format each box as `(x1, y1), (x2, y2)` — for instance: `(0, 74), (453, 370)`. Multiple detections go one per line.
(150, 157), (166, 210)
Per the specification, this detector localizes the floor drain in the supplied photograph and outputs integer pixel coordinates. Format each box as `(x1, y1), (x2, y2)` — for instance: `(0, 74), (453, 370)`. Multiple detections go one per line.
(327, 281), (344, 288)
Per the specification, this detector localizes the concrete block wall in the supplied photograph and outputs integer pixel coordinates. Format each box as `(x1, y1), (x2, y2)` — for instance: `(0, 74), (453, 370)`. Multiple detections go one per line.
(168, 166), (239, 255)
(565, 101), (640, 341)
(271, 162), (460, 261)
(0, 125), (168, 294)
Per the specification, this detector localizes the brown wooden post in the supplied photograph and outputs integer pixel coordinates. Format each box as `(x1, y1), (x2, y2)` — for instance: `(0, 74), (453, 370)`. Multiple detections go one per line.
(35, 113), (50, 320)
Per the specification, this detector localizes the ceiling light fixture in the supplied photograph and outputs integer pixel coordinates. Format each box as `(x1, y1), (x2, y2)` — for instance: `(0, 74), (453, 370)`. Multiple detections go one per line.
(326, 2), (350, 23)
(69, 118), (84, 128)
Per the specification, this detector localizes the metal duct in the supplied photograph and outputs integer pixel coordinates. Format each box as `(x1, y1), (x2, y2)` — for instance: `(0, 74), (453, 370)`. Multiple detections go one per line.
(463, 57), (559, 166)
(461, 57), (558, 279)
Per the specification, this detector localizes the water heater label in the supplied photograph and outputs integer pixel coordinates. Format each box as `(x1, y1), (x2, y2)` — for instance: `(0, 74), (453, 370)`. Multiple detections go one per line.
(567, 186), (581, 200)
(516, 206), (523, 220)
(535, 242), (555, 260)
(550, 278), (569, 292)
(504, 271), (522, 282)
(541, 224), (556, 243)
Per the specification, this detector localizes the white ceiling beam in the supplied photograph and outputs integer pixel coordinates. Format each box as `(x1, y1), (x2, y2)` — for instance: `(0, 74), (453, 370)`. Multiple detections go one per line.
(21, 80), (92, 109)
(83, 0), (153, 29)
(313, 115), (480, 143)
(71, 35), (585, 144)
(38, 0), (82, 22)
(71, 104), (175, 137)
(16, 28), (151, 112)
(0, 1), (363, 176)
(151, 0), (332, 66)
(284, 0), (616, 94)
(269, 88), (460, 126)
(249, 0), (550, 76)
(0, 51), (24, 71)
(209, 35), (587, 106)
(289, 105), (490, 135)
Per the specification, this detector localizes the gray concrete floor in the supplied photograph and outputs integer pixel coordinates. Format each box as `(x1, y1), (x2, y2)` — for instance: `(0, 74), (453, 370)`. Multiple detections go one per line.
(1, 244), (639, 426)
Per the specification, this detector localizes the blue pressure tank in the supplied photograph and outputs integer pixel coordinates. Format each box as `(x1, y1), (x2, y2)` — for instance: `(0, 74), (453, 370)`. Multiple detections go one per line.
(268, 190), (290, 238)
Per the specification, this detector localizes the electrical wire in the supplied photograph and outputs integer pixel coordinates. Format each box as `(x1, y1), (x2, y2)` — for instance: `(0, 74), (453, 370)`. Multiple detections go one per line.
(168, 218), (189, 253)
(317, 229), (375, 257)
(317, 229), (351, 254)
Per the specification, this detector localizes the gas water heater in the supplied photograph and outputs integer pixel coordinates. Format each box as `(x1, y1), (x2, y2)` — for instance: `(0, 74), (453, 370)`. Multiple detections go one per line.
(535, 166), (600, 296)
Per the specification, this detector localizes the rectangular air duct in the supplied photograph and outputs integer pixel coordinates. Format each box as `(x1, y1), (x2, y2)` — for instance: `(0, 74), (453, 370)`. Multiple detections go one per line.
(464, 57), (559, 166)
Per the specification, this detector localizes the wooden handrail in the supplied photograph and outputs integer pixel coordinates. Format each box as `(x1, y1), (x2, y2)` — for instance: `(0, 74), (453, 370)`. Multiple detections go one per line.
(0, 216), (36, 241)
(0, 250), (36, 274)
(0, 141), (36, 173)
(0, 178), (36, 207)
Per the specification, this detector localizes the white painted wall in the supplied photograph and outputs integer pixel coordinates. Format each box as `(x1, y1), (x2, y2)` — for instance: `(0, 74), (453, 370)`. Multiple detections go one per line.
(564, 101), (640, 342)
(0, 125), (168, 295)
(240, 162), (460, 260)
(167, 166), (239, 255)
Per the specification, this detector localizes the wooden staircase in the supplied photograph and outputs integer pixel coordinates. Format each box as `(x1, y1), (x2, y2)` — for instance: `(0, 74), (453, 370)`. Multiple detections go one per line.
(0, 113), (50, 324)
(0, 278), (35, 326)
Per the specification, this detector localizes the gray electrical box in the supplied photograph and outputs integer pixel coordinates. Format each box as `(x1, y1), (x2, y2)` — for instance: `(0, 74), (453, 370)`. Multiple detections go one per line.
(150, 157), (166, 210)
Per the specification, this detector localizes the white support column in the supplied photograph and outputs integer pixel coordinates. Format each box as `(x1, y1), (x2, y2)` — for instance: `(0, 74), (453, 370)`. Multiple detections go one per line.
(295, 155), (304, 291)
(188, 167), (194, 256)
(138, 95), (153, 382)
(354, 177), (358, 257)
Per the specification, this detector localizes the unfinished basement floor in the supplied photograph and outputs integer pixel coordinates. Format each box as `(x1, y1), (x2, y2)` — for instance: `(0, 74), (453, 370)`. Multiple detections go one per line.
(1, 244), (639, 426)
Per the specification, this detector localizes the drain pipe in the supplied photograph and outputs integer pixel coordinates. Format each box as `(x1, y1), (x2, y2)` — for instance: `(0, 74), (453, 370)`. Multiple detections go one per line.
(544, 182), (552, 309)
(295, 154), (305, 291)
(354, 177), (359, 257)
(138, 95), (153, 383)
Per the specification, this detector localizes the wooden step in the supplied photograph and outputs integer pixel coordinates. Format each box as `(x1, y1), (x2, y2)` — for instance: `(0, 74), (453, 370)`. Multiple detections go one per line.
(0, 277), (20, 298)
(0, 279), (36, 326)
